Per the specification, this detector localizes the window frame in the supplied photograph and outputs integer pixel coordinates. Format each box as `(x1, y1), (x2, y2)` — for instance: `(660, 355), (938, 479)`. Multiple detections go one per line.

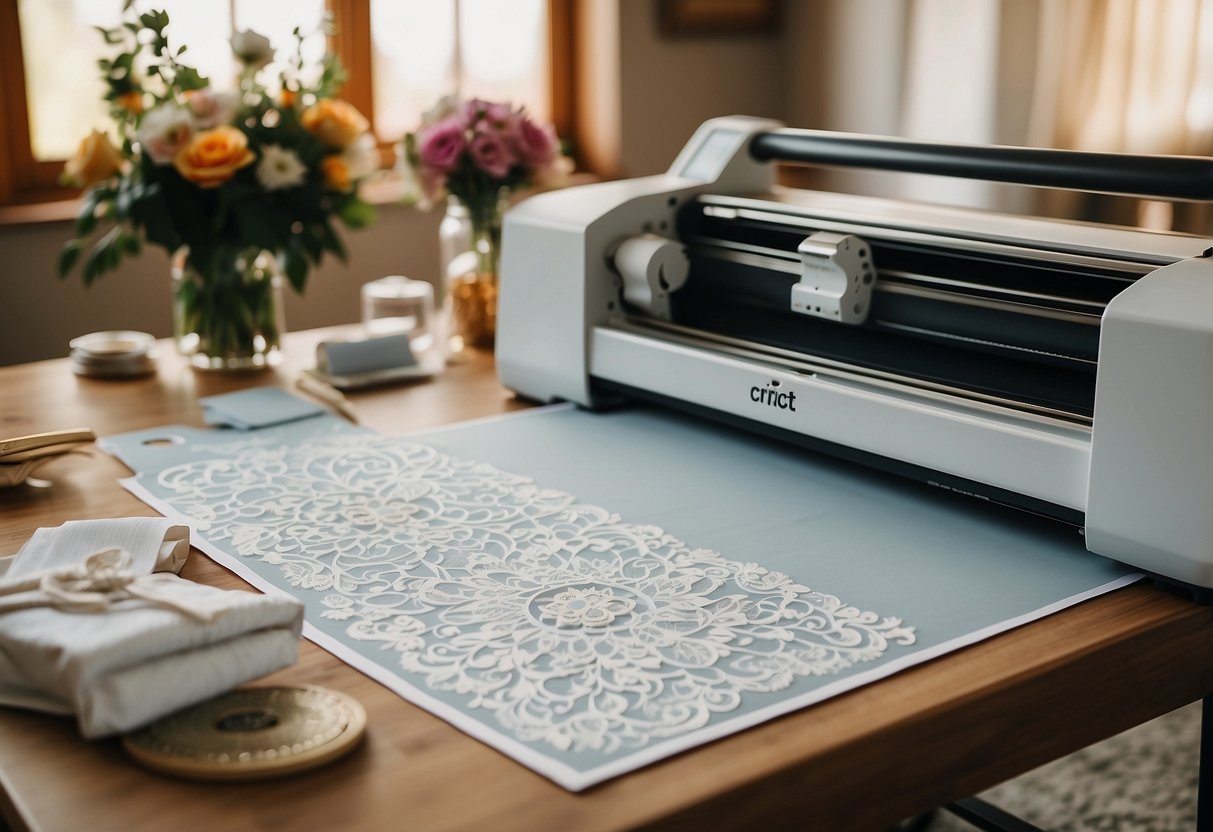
(0, 0), (575, 207)
(0, 0), (71, 204)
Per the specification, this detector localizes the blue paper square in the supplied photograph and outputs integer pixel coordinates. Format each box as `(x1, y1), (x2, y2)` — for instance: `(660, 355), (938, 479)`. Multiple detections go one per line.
(199, 388), (325, 430)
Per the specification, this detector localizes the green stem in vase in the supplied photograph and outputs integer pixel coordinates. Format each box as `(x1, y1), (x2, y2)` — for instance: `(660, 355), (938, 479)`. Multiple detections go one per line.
(173, 248), (282, 369)
(464, 191), (504, 276)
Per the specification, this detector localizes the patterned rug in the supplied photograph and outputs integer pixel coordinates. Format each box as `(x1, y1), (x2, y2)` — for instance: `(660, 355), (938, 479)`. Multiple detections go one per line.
(923, 701), (1200, 831)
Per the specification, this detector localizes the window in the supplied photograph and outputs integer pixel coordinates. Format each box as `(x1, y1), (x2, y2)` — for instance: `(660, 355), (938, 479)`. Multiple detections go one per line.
(368, 0), (549, 140)
(0, 0), (571, 206)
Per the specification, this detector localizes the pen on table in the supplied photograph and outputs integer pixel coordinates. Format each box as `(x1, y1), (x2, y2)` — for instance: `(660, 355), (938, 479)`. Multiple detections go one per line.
(296, 375), (360, 425)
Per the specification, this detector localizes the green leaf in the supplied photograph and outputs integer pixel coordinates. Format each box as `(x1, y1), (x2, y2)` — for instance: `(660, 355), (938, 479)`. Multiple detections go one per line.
(177, 275), (198, 317)
(114, 183), (134, 220)
(158, 171), (210, 250)
(282, 244), (308, 293)
(339, 198), (376, 229)
(81, 227), (127, 286)
(319, 220), (347, 262)
(74, 190), (104, 237)
(94, 26), (122, 45)
(299, 225), (324, 262)
(58, 241), (83, 278)
(232, 199), (286, 251)
(135, 186), (179, 253)
(74, 210), (98, 238)
(174, 66), (208, 92)
(139, 10), (169, 33)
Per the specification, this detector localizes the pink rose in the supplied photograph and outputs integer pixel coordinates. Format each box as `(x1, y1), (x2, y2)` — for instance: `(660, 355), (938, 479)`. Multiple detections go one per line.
(137, 104), (193, 165)
(511, 116), (558, 169)
(416, 117), (466, 172)
(468, 130), (514, 179)
(186, 88), (238, 129)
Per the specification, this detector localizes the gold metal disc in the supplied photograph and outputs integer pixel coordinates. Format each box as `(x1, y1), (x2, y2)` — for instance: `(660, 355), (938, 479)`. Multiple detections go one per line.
(122, 686), (367, 781)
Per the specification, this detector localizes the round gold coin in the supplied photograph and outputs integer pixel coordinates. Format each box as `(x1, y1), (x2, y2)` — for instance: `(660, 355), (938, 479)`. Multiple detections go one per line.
(122, 686), (367, 781)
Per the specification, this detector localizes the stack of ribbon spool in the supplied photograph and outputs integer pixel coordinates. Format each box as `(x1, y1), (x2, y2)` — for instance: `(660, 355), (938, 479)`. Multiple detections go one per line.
(69, 331), (158, 379)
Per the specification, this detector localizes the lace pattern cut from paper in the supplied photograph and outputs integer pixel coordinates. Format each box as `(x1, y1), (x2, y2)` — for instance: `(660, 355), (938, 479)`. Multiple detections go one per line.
(150, 431), (916, 757)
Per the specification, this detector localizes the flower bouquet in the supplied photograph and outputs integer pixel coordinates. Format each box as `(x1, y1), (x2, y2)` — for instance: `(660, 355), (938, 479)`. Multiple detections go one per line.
(58, 5), (378, 370)
(404, 97), (570, 351)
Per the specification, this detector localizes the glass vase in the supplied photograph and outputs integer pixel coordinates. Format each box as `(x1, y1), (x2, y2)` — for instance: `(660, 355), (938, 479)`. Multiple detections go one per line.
(443, 193), (505, 354)
(171, 247), (285, 371)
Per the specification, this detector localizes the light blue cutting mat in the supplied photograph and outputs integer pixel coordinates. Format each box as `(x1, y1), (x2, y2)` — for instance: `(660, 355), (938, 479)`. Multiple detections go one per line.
(103, 405), (1138, 790)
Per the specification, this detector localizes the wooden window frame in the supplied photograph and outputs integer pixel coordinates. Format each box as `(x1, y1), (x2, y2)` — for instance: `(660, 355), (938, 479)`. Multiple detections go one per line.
(0, 0), (73, 205)
(0, 0), (576, 207)
(329, 0), (576, 155)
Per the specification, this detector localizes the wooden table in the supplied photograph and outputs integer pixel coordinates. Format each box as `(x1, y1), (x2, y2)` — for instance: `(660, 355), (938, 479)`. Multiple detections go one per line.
(2, 328), (1212, 832)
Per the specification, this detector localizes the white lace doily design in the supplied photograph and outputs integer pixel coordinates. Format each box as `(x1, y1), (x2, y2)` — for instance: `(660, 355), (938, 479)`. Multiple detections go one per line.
(155, 432), (916, 754)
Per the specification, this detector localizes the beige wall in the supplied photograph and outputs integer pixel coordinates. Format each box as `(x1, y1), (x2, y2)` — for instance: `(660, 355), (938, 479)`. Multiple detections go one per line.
(0, 205), (442, 366)
(575, 0), (785, 179)
(615, 0), (784, 177)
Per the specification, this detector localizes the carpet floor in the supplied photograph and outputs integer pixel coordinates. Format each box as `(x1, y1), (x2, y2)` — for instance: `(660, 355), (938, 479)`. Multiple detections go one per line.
(922, 701), (1201, 831)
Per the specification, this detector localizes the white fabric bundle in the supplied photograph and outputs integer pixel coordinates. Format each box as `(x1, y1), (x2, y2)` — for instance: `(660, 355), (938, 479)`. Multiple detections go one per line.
(0, 517), (190, 579)
(0, 518), (304, 738)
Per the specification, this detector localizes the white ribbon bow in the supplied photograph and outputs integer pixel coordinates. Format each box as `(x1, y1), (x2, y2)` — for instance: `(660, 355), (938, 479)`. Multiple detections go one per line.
(0, 547), (220, 622)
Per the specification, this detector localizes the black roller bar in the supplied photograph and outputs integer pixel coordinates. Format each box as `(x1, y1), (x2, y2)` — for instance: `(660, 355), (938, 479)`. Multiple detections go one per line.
(750, 129), (1213, 201)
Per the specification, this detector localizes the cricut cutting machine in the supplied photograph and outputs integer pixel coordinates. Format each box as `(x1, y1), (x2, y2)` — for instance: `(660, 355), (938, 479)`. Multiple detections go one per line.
(496, 116), (1213, 592)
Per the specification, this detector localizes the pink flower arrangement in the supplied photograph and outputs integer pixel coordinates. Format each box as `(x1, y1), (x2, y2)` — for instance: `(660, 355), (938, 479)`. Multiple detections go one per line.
(404, 97), (567, 209)
(416, 119), (466, 173)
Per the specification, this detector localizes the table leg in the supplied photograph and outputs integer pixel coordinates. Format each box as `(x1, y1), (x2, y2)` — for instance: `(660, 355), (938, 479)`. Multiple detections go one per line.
(942, 797), (1046, 832)
(929, 697), (1210, 832)
(1199, 696), (1213, 832)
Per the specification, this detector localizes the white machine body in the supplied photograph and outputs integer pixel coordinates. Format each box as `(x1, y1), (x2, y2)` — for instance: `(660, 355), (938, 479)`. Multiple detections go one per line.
(497, 116), (1213, 591)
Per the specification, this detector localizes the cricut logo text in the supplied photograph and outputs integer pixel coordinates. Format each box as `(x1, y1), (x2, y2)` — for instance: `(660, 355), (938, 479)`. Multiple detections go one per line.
(750, 380), (796, 412)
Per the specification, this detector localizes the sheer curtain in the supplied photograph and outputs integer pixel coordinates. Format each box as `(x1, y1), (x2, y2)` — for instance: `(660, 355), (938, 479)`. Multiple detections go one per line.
(787, 0), (1213, 230)
(1028, 0), (1213, 229)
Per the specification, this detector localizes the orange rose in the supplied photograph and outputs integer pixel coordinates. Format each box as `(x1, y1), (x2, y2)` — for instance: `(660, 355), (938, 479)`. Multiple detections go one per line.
(302, 99), (369, 148)
(173, 125), (256, 188)
(279, 88), (297, 108)
(117, 90), (144, 114)
(61, 130), (124, 188)
(321, 155), (351, 191)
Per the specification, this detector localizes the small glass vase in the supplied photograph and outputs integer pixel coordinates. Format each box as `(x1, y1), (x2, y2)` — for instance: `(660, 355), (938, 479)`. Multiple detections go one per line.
(171, 247), (285, 371)
(443, 193), (505, 354)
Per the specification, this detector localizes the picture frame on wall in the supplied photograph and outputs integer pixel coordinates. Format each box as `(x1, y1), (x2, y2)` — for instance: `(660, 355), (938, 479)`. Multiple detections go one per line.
(659, 0), (781, 37)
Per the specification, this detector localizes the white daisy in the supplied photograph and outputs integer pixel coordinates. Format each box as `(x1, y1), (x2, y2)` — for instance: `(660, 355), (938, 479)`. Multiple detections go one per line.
(255, 144), (306, 191)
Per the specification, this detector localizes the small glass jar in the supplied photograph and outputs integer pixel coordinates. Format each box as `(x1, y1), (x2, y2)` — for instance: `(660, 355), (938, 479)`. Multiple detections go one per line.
(361, 275), (437, 354)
